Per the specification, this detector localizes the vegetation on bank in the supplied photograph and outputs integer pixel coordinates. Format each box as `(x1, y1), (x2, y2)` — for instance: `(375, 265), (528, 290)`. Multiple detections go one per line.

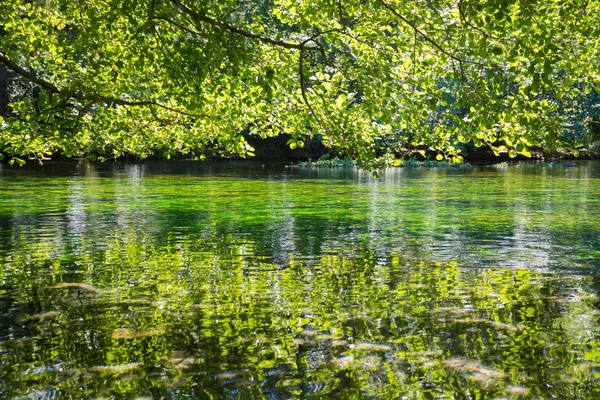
(295, 157), (588, 169)
(1, 0), (600, 167)
(294, 152), (475, 168)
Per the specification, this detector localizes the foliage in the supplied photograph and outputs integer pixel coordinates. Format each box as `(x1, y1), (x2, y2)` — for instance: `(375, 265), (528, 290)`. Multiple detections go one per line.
(296, 154), (473, 168)
(1, 0), (599, 166)
(296, 155), (356, 168)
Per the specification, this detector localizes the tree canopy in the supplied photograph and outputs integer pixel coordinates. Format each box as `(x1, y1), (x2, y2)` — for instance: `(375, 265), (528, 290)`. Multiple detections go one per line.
(0, 0), (599, 166)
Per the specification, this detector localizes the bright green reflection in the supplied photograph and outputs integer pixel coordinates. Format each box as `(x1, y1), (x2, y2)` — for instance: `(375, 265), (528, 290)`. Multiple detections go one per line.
(0, 161), (599, 398)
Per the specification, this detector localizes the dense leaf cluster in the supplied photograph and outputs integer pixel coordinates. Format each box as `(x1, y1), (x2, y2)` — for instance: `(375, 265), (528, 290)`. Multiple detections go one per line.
(1, 0), (599, 166)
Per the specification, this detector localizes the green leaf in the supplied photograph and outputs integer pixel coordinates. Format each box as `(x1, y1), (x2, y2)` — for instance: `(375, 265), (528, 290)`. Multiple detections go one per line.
(520, 148), (532, 157)
(335, 94), (347, 109)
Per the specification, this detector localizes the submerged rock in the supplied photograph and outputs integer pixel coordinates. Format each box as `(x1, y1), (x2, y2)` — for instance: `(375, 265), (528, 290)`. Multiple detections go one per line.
(442, 358), (506, 389)
(216, 369), (247, 380)
(21, 311), (61, 322)
(442, 357), (468, 371)
(331, 355), (354, 368)
(505, 385), (529, 396)
(487, 320), (525, 332)
(331, 339), (348, 347)
(489, 162), (509, 169)
(89, 362), (143, 374)
(112, 326), (166, 339)
(44, 283), (100, 293)
(296, 330), (317, 337)
(351, 342), (392, 352)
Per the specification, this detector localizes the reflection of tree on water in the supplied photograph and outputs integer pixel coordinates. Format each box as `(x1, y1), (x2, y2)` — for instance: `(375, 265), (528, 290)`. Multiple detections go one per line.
(1, 234), (600, 398)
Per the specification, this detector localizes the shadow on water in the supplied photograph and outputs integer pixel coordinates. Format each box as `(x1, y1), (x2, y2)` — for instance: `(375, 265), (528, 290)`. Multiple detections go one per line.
(0, 160), (599, 398)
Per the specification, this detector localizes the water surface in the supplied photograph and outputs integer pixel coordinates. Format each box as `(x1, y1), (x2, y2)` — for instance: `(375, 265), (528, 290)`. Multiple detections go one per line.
(1, 161), (599, 398)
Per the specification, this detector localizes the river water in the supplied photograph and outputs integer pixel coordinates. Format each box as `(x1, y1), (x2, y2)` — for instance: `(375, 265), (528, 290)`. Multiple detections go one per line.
(0, 160), (599, 398)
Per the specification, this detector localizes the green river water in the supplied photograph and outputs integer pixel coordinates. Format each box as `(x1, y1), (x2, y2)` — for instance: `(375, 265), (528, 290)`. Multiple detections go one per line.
(0, 160), (599, 399)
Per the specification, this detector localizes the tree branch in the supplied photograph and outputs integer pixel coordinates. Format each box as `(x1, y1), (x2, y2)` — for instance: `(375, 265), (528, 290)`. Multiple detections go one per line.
(0, 51), (208, 118)
(155, 16), (207, 37)
(375, 0), (462, 62)
(169, 0), (320, 51)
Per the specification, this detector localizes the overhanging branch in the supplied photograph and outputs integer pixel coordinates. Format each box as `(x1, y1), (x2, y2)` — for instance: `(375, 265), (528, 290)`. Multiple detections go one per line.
(0, 51), (208, 118)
